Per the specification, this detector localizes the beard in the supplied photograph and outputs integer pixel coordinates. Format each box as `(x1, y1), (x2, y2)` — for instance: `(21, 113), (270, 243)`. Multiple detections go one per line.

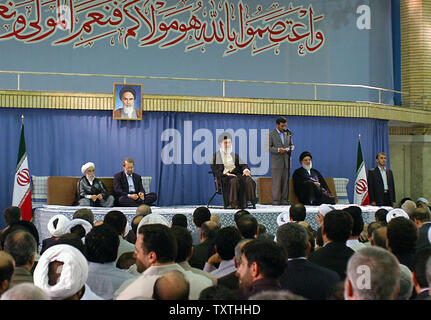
(302, 163), (312, 171)
(221, 146), (233, 154)
(86, 174), (95, 182)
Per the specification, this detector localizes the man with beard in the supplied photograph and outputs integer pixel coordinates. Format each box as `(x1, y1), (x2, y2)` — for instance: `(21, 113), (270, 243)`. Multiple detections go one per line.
(210, 132), (256, 209)
(292, 151), (335, 206)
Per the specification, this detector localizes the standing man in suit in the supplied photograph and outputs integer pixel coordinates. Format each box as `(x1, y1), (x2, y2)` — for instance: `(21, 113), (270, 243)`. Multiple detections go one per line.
(113, 158), (157, 206)
(210, 132), (256, 209)
(266, 117), (295, 205)
(367, 152), (396, 207)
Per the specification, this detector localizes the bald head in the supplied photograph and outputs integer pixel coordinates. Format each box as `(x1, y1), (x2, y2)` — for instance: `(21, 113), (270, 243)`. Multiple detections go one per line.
(0, 251), (15, 295)
(153, 271), (189, 300)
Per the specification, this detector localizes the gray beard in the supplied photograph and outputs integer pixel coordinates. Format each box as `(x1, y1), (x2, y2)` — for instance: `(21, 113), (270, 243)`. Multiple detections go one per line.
(302, 164), (312, 171)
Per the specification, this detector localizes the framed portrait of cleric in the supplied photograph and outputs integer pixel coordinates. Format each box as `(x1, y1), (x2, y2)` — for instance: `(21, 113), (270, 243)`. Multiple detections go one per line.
(113, 83), (143, 120)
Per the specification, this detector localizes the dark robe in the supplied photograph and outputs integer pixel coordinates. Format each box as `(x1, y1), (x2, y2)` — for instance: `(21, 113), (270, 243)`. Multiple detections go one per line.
(292, 167), (335, 205)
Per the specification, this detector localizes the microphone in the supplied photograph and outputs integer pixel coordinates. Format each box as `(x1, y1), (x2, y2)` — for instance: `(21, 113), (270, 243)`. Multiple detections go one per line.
(284, 129), (293, 136)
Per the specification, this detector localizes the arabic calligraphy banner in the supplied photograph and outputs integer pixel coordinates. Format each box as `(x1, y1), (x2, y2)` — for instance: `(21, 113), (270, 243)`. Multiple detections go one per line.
(0, 0), (394, 103)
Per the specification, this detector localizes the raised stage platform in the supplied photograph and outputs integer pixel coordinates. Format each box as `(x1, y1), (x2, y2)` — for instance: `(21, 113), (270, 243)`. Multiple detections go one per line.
(33, 204), (390, 246)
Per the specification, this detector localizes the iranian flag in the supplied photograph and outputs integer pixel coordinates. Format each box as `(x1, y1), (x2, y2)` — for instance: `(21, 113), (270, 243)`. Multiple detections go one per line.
(12, 119), (33, 221)
(353, 136), (369, 205)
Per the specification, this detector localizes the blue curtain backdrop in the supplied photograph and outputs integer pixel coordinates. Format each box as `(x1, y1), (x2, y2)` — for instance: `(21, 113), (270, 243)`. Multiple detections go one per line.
(0, 107), (389, 228)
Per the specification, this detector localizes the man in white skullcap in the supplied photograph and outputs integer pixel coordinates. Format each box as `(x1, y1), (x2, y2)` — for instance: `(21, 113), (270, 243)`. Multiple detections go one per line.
(41, 214), (71, 254)
(386, 208), (409, 224)
(33, 244), (102, 300)
(317, 204), (335, 226)
(75, 162), (114, 207)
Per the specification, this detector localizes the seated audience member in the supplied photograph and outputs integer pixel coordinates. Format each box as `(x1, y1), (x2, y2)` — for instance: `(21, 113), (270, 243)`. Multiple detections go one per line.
(33, 244), (102, 300)
(217, 239), (252, 290)
(292, 151), (335, 205)
(344, 246), (400, 300)
(172, 214), (188, 228)
(41, 214), (70, 255)
(387, 216), (418, 271)
(410, 207), (431, 251)
(191, 207), (211, 245)
(399, 197), (412, 208)
(116, 224), (211, 300)
(416, 197), (430, 209)
(249, 290), (307, 300)
(171, 226), (217, 285)
(137, 213), (170, 229)
(401, 200), (417, 217)
(116, 252), (135, 270)
(0, 251), (15, 296)
(0, 282), (50, 300)
(64, 218), (93, 240)
(256, 223), (273, 241)
(363, 222), (381, 246)
(113, 157), (157, 207)
(153, 270), (189, 300)
(136, 204), (152, 217)
(211, 132), (257, 209)
(398, 264), (414, 300)
(412, 248), (431, 300)
(199, 285), (239, 300)
(204, 226), (242, 278)
(234, 209), (250, 227)
(3, 230), (37, 287)
(316, 204), (335, 227)
(276, 223), (340, 300)
(308, 210), (355, 279)
(1, 206), (21, 235)
(85, 224), (135, 300)
(371, 226), (388, 249)
(374, 208), (389, 226)
(344, 206), (366, 252)
(103, 210), (135, 264)
(125, 214), (144, 245)
(75, 162), (114, 207)
(289, 203), (306, 222)
(236, 239), (286, 299)
(297, 221), (316, 254)
(189, 221), (219, 270)
(210, 215), (221, 229)
(237, 214), (258, 239)
(315, 226), (324, 248)
(73, 208), (95, 226)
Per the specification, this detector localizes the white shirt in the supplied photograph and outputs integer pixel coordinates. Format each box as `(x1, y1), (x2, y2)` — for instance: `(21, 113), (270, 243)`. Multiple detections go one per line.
(81, 284), (104, 300)
(378, 166), (389, 191)
(126, 173), (135, 193)
(220, 148), (236, 174)
(203, 259), (236, 279)
(116, 237), (136, 264)
(346, 239), (367, 252)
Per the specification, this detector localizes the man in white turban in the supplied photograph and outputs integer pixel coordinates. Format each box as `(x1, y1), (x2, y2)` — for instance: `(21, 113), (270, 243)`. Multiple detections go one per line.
(33, 244), (102, 300)
(41, 214), (71, 254)
(74, 162), (114, 207)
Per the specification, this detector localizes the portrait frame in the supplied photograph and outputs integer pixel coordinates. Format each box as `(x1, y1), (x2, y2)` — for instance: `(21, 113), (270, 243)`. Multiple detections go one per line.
(113, 83), (143, 120)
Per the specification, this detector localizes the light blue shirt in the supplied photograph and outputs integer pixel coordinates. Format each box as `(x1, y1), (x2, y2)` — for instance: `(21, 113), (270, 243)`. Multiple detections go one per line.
(126, 174), (135, 193)
(378, 166), (388, 191)
(277, 128), (285, 145)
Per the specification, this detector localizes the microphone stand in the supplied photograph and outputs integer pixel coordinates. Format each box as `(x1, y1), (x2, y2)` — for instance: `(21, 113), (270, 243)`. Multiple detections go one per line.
(285, 130), (293, 205)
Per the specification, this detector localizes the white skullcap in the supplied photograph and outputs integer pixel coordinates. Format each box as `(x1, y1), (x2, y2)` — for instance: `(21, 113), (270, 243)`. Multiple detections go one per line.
(318, 204), (335, 217)
(33, 244), (88, 300)
(417, 197), (429, 205)
(47, 214), (71, 238)
(137, 213), (169, 232)
(386, 208), (409, 223)
(64, 218), (93, 236)
(81, 162), (95, 175)
(276, 212), (290, 226)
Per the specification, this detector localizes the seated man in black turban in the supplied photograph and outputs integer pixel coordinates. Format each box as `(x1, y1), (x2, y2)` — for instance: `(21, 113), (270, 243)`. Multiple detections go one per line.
(292, 151), (335, 206)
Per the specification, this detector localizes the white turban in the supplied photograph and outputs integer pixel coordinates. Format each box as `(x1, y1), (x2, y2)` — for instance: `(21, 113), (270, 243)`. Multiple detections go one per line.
(318, 204), (335, 217)
(276, 212), (290, 226)
(137, 213), (169, 232)
(33, 244), (88, 300)
(47, 214), (71, 238)
(386, 208), (409, 223)
(64, 218), (93, 236)
(81, 162), (95, 175)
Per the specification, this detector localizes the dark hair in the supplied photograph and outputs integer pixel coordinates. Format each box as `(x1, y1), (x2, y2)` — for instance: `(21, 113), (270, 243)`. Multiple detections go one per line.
(237, 214), (258, 239)
(399, 197), (412, 207)
(1, 221), (40, 250)
(241, 239), (286, 279)
(172, 214), (188, 228)
(323, 210), (353, 242)
(85, 224), (120, 263)
(234, 210), (250, 225)
(290, 203), (306, 222)
(387, 217), (418, 254)
(170, 226), (192, 263)
(119, 86), (137, 100)
(4, 230), (36, 266)
(73, 208), (94, 226)
(413, 247), (431, 288)
(193, 207), (211, 228)
(375, 152), (386, 159)
(200, 221), (219, 240)
(50, 233), (87, 257)
(276, 117), (287, 125)
(215, 227), (242, 260)
(343, 206), (364, 237)
(138, 224), (177, 263)
(217, 132), (232, 144)
(316, 226), (324, 247)
(276, 223), (308, 258)
(410, 208), (431, 223)
(103, 210), (127, 236)
(3, 206), (21, 226)
(131, 215), (143, 236)
(70, 225), (86, 239)
(367, 222), (382, 239)
(375, 209), (388, 226)
(199, 285), (239, 300)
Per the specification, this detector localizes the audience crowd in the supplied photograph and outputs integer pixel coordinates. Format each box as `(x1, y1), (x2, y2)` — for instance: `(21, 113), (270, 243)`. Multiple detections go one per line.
(1, 196), (431, 301)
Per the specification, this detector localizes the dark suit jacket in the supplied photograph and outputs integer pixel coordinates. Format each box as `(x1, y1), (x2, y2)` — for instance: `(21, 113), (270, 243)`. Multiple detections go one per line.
(75, 176), (110, 204)
(308, 242), (355, 279)
(292, 167), (332, 204)
(279, 258), (340, 300)
(267, 129), (293, 169)
(189, 239), (216, 270)
(367, 166), (395, 205)
(210, 151), (249, 179)
(218, 271), (239, 290)
(416, 223), (431, 251)
(113, 171), (146, 199)
(238, 278), (281, 299)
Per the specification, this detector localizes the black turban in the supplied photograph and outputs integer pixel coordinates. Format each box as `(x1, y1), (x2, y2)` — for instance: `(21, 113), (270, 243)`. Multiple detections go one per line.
(299, 151), (312, 163)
